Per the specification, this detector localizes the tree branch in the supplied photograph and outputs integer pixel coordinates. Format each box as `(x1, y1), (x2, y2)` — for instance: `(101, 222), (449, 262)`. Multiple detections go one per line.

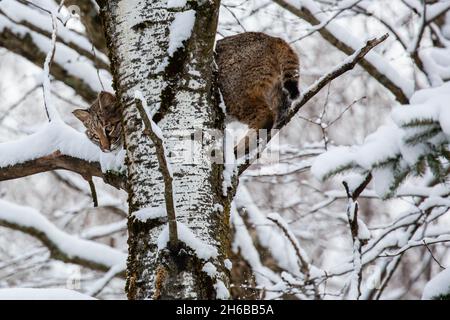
(135, 95), (178, 250)
(0, 199), (126, 273)
(0, 10), (103, 101)
(272, 0), (412, 104)
(238, 35), (388, 175)
(0, 150), (126, 190)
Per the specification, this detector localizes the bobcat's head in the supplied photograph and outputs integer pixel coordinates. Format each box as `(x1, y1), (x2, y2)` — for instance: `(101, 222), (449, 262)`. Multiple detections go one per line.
(73, 91), (122, 152)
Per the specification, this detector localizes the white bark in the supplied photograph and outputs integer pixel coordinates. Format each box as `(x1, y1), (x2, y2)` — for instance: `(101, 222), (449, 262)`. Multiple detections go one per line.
(100, 0), (229, 299)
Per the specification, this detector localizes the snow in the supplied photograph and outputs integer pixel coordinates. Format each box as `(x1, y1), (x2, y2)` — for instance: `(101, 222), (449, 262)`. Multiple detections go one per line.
(167, 10), (196, 56)
(86, 262), (126, 297)
(422, 268), (450, 300)
(0, 199), (127, 269)
(167, 0), (187, 8)
(81, 219), (127, 239)
(311, 146), (357, 180)
(0, 288), (95, 300)
(267, 212), (311, 265)
(100, 148), (127, 173)
(231, 202), (281, 290)
(357, 219), (371, 241)
(224, 259), (232, 270)
(0, 121), (124, 173)
(312, 81), (450, 197)
(222, 127), (239, 195)
(0, 0), (108, 64)
(214, 280), (230, 299)
(286, 0), (414, 98)
(202, 262), (217, 277)
(214, 203), (224, 213)
(133, 205), (166, 222)
(0, 5), (112, 93)
(157, 222), (218, 260)
(235, 186), (301, 275)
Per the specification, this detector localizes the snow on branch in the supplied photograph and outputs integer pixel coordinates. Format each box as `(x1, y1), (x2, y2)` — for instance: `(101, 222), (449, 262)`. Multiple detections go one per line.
(0, 1), (111, 101)
(238, 34), (388, 175)
(135, 90), (178, 249)
(422, 268), (450, 300)
(41, 9), (60, 122)
(342, 175), (372, 300)
(0, 0), (109, 67)
(0, 199), (127, 272)
(157, 222), (218, 260)
(230, 203), (282, 296)
(273, 0), (413, 103)
(281, 34), (389, 129)
(235, 186), (302, 276)
(86, 263), (126, 297)
(0, 288), (95, 300)
(0, 122), (126, 190)
(312, 81), (450, 198)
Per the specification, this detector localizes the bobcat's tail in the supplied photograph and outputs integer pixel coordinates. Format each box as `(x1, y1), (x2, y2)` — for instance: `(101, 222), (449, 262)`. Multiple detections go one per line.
(280, 45), (300, 100)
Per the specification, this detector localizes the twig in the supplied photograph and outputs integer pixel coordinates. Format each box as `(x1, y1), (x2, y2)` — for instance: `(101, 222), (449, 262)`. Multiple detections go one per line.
(42, 10), (59, 122)
(267, 214), (320, 299)
(0, 85), (40, 124)
(238, 34), (388, 175)
(291, 0), (365, 43)
(87, 178), (98, 207)
(381, 236), (450, 258)
(342, 174), (372, 300)
(423, 240), (445, 270)
(284, 34), (388, 129)
(267, 216), (310, 275)
(86, 263), (125, 297)
(135, 94), (178, 250)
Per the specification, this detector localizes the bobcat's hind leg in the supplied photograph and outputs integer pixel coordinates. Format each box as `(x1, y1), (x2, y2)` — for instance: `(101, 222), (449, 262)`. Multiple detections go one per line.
(234, 99), (274, 159)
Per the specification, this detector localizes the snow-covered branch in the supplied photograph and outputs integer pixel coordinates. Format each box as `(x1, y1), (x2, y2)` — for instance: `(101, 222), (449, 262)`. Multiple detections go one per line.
(272, 0), (413, 104)
(238, 34), (388, 175)
(0, 122), (126, 190)
(0, 199), (127, 272)
(0, 0), (111, 101)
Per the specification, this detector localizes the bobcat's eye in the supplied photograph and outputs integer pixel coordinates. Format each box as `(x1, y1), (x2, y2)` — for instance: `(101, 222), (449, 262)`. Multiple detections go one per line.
(91, 134), (100, 143)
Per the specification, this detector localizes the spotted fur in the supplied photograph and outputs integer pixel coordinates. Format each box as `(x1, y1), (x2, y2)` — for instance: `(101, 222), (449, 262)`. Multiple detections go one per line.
(73, 91), (122, 152)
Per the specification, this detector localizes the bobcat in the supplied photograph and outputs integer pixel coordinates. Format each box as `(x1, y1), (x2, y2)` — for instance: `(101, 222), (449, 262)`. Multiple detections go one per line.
(74, 33), (299, 154)
(72, 91), (122, 152)
(215, 32), (300, 130)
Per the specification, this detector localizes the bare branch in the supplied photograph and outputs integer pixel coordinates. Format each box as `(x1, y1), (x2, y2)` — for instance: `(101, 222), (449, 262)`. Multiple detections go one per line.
(135, 95), (178, 250)
(238, 35), (387, 175)
(272, 0), (411, 104)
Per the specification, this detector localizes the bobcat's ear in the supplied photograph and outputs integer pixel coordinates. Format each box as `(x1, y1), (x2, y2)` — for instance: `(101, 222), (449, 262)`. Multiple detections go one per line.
(72, 109), (90, 123)
(99, 92), (116, 109)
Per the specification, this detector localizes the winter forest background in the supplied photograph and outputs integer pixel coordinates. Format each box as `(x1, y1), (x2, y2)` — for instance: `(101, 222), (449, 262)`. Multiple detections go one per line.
(1, 0), (450, 300)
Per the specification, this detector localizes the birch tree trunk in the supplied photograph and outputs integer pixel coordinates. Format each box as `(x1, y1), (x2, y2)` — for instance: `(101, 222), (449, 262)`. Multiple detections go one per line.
(99, 0), (231, 299)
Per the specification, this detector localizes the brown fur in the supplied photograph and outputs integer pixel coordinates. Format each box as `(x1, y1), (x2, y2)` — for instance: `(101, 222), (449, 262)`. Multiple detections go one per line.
(73, 91), (122, 152)
(216, 32), (300, 130)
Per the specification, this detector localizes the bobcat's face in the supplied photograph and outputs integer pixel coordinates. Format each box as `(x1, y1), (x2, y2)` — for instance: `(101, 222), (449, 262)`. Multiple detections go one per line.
(73, 92), (122, 152)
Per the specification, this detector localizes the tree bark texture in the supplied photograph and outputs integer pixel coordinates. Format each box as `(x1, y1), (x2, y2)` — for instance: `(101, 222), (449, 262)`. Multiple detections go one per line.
(99, 0), (231, 299)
